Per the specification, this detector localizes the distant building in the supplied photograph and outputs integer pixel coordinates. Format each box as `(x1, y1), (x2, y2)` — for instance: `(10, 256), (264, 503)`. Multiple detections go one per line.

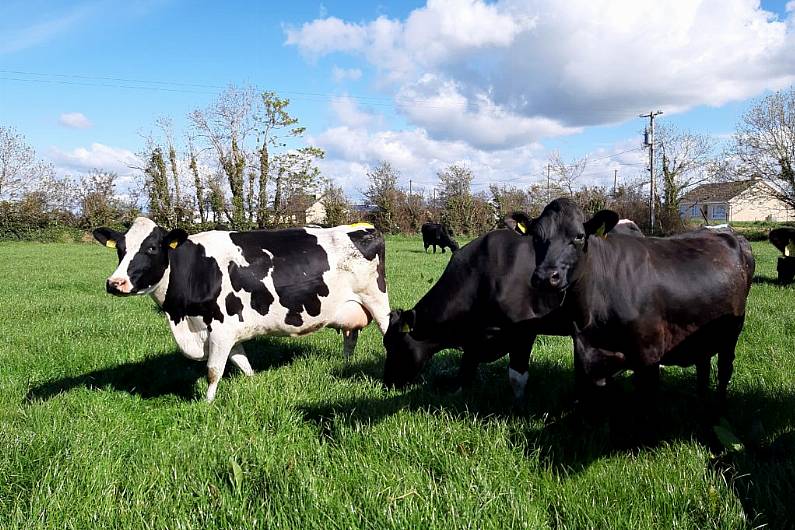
(679, 179), (794, 222)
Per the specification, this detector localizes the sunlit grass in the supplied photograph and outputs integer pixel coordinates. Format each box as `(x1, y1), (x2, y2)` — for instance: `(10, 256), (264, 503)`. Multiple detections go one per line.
(0, 237), (792, 528)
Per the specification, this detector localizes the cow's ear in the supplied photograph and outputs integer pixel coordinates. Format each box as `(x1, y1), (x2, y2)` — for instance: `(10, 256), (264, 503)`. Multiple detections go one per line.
(508, 212), (532, 235)
(399, 309), (416, 333)
(584, 210), (619, 239)
(164, 228), (189, 250)
(93, 227), (122, 248)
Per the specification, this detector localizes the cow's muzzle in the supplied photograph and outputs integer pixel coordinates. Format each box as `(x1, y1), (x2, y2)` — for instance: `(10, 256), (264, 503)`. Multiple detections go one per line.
(531, 268), (563, 290)
(106, 277), (133, 295)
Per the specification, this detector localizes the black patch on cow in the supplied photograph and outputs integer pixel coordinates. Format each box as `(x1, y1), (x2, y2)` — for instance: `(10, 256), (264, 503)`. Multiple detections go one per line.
(163, 240), (224, 330)
(127, 227), (169, 291)
(230, 229), (330, 327)
(229, 255), (273, 315)
(347, 229), (387, 293)
(225, 292), (244, 322)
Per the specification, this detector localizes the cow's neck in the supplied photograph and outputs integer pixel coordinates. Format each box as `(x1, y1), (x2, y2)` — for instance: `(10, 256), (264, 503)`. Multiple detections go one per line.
(148, 265), (171, 308)
(569, 236), (614, 328)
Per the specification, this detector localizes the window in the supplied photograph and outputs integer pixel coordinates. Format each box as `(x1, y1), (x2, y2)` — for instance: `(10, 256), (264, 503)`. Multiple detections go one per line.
(711, 204), (727, 220)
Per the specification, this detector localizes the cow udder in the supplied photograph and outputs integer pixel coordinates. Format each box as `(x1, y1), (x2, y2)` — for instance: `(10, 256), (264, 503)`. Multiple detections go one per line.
(330, 301), (372, 332)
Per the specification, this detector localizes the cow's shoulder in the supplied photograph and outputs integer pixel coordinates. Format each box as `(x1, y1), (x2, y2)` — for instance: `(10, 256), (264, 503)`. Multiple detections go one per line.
(164, 238), (225, 329)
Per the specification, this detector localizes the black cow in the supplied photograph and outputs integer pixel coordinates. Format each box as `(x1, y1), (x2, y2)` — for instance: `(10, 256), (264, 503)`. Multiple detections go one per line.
(769, 227), (795, 283)
(93, 217), (390, 401)
(384, 215), (642, 403)
(421, 222), (459, 253)
(526, 198), (755, 405)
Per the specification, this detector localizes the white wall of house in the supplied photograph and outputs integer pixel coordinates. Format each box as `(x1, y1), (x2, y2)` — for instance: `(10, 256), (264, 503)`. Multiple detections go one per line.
(729, 185), (793, 222)
(305, 200), (326, 224)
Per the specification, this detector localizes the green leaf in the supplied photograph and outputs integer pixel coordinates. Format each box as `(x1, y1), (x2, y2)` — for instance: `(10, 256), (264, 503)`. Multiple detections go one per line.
(229, 458), (244, 496)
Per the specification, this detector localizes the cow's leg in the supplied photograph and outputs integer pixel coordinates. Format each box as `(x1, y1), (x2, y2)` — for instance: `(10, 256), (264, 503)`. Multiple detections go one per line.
(433, 245), (437, 253)
(441, 246), (446, 254)
(717, 349), (735, 409)
(343, 329), (359, 360)
(696, 356), (711, 397)
(206, 338), (234, 403)
(229, 343), (254, 377)
(508, 335), (535, 408)
(456, 348), (480, 391)
(424, 244), (429, 253)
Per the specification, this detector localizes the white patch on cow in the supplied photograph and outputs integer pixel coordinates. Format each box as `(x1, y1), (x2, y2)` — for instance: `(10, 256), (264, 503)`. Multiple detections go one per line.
(785, 240), (795, 257)
(508, 367), (529, 401)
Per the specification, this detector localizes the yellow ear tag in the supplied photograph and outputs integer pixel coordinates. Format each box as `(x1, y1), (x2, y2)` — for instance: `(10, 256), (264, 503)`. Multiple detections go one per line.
(517, 222), (527, 234)
(400, 323), (411, 333)
(595, 224), (607, 239)
(105, 240), (116, 248)
(169, 240), (179, 249)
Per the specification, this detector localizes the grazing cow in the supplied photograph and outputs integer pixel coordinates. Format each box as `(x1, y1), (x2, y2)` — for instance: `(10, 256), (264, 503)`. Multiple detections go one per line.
(421, 222), (459, 253)
(383, 214), (642, 403)
(526, 198), (754, 405)
(93, 217), (390, 402)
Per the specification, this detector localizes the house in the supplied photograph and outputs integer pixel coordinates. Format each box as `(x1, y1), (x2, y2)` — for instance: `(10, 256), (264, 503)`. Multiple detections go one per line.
(679, 179), (794, 222)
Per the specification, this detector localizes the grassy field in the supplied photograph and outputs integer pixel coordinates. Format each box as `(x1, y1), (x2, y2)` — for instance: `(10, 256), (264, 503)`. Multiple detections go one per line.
(0, 236), (793, 529)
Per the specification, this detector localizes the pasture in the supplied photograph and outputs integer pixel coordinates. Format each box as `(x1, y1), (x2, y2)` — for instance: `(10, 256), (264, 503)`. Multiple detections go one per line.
(0, 236), (793, 529)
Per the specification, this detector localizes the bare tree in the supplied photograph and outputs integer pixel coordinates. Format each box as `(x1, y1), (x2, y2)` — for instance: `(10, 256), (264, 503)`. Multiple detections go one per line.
(548, 151), (587, 197)
(0, 126), (53, 200)
(189, 86), (255, 228)
(732, 87), (795, 209)
(655, 123), (716, 229)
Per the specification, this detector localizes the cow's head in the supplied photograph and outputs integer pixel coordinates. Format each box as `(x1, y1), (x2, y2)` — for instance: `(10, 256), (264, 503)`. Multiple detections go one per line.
(383, 309), (429, 388)
(526, 199), (618, 291)
(93, 217), (188, 296)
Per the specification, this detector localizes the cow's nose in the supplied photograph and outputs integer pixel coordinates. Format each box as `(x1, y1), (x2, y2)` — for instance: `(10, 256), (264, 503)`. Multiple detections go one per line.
(548, 271), (561, 287)
(106, 277), (131, 294)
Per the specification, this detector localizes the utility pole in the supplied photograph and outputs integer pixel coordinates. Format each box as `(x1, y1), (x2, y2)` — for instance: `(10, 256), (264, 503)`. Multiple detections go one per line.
(640, 110), (663, 234)
(613, 169), (618, 195)
(409, 179), (412, 197)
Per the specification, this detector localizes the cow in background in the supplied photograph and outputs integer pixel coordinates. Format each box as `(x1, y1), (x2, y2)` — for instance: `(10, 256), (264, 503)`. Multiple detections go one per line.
(769, 226), (795, 283)
(93, 218), (390, 402)
(421, 222), (459, 253)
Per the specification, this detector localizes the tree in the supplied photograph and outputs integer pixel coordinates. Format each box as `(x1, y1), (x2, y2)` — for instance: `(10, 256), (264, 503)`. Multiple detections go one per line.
(438, 164), (475, 234)
(654, 123), (715, 231)
(490, 184), (531, 222)
(143, 146), (171, 225)
(271, 146), (324, 225)
(187, 136), (207, 224)
(732, 87), (795, 209)
(548, 151), (587, 197)
(254, 92), (306, 227)
(0, 126), (53, 200)
(189, 86), (255, 228)
(364, 161), (401, 233)
(76, 170), (123, 228)
(322, 183), (350, 226)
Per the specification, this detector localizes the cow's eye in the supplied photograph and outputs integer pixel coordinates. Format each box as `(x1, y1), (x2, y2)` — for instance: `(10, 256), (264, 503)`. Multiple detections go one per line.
(146, 245), (157, 254)
(574, 233), (585, 244)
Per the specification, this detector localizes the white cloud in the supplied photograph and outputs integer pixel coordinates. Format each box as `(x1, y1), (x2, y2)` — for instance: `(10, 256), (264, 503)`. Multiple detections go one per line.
(287, 0), (795, 150)
(48, 143), (141, 176)
(58, 112), (93, 129)
(331, 65), (362, 82)
(329, 96), (380, 129)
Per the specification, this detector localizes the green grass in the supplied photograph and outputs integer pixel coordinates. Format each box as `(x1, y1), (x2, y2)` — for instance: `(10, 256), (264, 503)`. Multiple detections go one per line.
(0, 237), (793, 529)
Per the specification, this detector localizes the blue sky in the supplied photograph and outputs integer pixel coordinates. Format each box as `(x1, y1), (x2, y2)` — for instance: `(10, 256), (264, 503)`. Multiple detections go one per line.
(2, 0), (795, 199)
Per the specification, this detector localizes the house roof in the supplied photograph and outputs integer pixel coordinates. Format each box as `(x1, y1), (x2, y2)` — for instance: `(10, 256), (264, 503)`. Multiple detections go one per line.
(681, 180), (755, 203)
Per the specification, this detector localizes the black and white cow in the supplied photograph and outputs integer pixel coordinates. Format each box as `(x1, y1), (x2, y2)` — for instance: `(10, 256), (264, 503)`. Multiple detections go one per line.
(383, 213), (642, 404)
(421, 222), (459, 253)
(93, 217), (390, 401)
(526, 198), (755, 405)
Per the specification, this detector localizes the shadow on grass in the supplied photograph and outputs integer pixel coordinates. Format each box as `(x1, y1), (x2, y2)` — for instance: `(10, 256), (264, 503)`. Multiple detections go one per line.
(304, 354), (795, 528)
(752, 274), (792, 287)
(25, 336), (313, 402)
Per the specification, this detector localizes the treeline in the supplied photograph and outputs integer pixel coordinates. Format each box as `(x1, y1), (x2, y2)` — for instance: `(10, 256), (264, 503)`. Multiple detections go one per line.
(2, 85), (795, 240)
